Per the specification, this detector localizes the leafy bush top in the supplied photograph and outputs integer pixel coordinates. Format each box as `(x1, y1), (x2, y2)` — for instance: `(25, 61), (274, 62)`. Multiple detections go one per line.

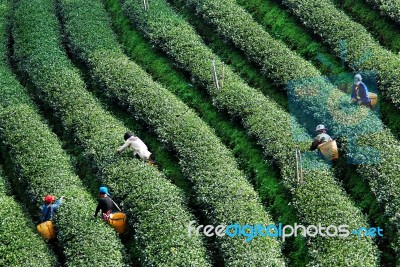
(366, 0), (400, 25)
(11, 0), (211, 266)
(0, 169), (56, 267)
(121, 0), (379, 265)
(58, 0), (288, 265)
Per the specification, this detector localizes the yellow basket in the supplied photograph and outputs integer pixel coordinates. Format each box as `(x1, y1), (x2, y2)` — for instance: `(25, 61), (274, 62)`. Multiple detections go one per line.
(109, 212), (127, 234)
(37, 221), (56, 240)
(368, 92), (378, 110)
(318, 140), (339, 161)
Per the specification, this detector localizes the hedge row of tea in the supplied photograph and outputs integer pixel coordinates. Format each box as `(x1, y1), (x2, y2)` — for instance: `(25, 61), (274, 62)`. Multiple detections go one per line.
(331, 0), (400, 53)
(0, 6), (54, 266)
(0, 88), (126, 267)
(185, 0), (400, 259)
(58, 0), (286, 266)
(0, 1), (127, 266)
(105, 0), (302, 224)
(232, 0), (400, 138)
(282, 0), (400, 110)
(0, 168), (56, 266)
(104, 1), (311, 263)
(232, 0), (345, 75)
(366, 0), (400, 24)
(122, 0), (379, 265)
(11, 0), (210, 266)
(274, 0), (400, 255)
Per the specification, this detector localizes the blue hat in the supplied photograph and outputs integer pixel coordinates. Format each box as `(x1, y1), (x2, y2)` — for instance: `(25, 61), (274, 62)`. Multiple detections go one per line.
(99, 186), (109, 195)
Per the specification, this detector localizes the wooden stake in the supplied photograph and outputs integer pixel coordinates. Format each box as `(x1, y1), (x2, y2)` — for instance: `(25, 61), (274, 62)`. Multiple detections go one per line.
(221, 61), (225, 90)
(211, 59), (220, 90)
(295, 147), (299, 184)
(295, 146), (303, 184)
(144, 0), (149, 11)
(298, 148), (303, 183)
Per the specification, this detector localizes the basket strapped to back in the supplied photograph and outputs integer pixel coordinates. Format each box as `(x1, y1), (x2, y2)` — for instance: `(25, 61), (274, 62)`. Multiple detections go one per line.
(318, 140), (339, 160)
(37, 220), (56, 240)
(368, 92), (378, 110)
(109, 212), (127, 234)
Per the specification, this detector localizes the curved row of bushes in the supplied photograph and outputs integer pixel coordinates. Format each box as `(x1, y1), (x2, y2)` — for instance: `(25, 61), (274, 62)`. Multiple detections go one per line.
(0, 167), (56, 267)
(226, 0), (400, 139)
(58, 0), (288, 266)
(208, 0), (345, 76)
(104, 0), (308, 263)
(331, 0), (400, 53)
(11, 0), (210, 266)
(281, 0), (400, 109)
(0, 1), (127, 266)
(173, 0), (400, 144)
(0, 7), (54, 265)
(366, 0), (400, 25)
(182, 0), (400, 260)
(0, 96), (127, 267)
(104, 0), (299, 224)
(166, 0), (290, 111)
(122, 0), (379, 265)
(235, 0), (341, 72)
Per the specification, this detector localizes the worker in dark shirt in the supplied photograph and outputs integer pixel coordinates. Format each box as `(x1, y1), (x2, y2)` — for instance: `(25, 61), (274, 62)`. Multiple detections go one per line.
(94, 186), (115, 222)
(351, 74), (372, 109)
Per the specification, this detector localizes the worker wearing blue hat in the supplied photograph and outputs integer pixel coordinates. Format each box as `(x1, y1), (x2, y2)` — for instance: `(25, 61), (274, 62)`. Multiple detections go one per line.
(94, 186), (116, 222)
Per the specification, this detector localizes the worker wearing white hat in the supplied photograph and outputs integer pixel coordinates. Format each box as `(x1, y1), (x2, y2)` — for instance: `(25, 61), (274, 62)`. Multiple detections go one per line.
(351, 74), (372, 108)
(309, 124), (332, 151)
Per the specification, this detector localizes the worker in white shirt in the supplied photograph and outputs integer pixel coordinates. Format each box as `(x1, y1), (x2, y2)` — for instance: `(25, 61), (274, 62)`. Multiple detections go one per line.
(309, 124), (332, 151)
(117, 132), (156, 164)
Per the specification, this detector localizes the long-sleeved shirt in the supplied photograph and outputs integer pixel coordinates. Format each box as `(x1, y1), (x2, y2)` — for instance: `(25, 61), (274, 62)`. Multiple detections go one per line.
(309, 133), (333, 151)
(351, 82), (370, 104)
(94, 196), (115, 216)
(117, 136), (151, 160)
(41, 199), (63, 222)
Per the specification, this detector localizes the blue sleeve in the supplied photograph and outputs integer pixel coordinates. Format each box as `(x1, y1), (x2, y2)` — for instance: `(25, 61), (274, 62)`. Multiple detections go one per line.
(351, 86), (355, 98)
(52, 199), (63, 211)
(363, 83), (369, 94)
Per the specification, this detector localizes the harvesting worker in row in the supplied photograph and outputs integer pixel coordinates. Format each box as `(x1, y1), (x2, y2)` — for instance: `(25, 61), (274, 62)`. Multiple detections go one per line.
(351, 74), (372, 109)
(41, 194), (64, 223)
(117, 132), (156, 165)
(309, 124), (332, 151)
(309, 124), (339, 161)
(94, 186), (127, 234)
(94, 186), (118, 222)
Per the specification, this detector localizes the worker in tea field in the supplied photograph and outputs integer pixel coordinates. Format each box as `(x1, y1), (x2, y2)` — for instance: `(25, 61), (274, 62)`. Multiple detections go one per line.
(117, 132), (156, 165)
(309, 124), (332, 151)
(94, 186), (117, 222)
(351, 74), (372, 109)
(41, 194), (64, 222)
(309, 124), (339, 161)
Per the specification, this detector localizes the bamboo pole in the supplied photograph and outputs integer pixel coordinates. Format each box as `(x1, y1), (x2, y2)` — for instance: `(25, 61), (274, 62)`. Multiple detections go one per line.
(298, 148), (303, 184)
(295, 146), (303, 184)
(221, 61), (225, 90)
(295, 147), (299, 184)
(211, 59), (220, 90)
